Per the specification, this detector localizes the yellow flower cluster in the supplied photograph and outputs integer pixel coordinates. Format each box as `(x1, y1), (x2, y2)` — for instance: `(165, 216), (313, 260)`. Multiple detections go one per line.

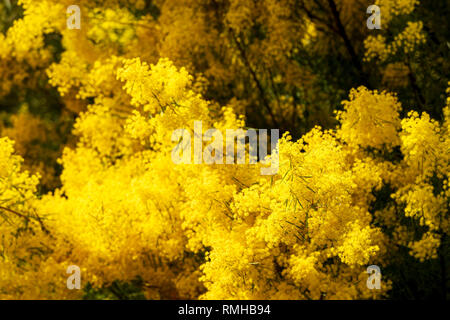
(0, 106), (61, 189)
(1, 57), (449, 300)
(0, 0), (448, 300)
(0, 0), (64, 95)
(87, 8), (137, 48)
(391, 21), (426, 55)
(336, 87), (402, 149)
(0, 137), (78, 299)
(365, 1), (425, 62)
(365, 21), (426, 62)
(0, 137), (39, 209)
(375, 0), (419, 25)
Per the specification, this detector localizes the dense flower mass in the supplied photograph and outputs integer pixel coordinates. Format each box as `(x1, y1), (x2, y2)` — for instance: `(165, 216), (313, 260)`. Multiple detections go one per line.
(0, 0), (448, 299)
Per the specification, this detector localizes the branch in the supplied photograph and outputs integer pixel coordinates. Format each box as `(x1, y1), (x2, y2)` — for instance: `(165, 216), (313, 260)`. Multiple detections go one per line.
(228, 28), (280, 128)
(326, 0), (368, 85)
(297, 0), (338, 34)
(406, 60), (426, 107)
(0, 206), (50, 235)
